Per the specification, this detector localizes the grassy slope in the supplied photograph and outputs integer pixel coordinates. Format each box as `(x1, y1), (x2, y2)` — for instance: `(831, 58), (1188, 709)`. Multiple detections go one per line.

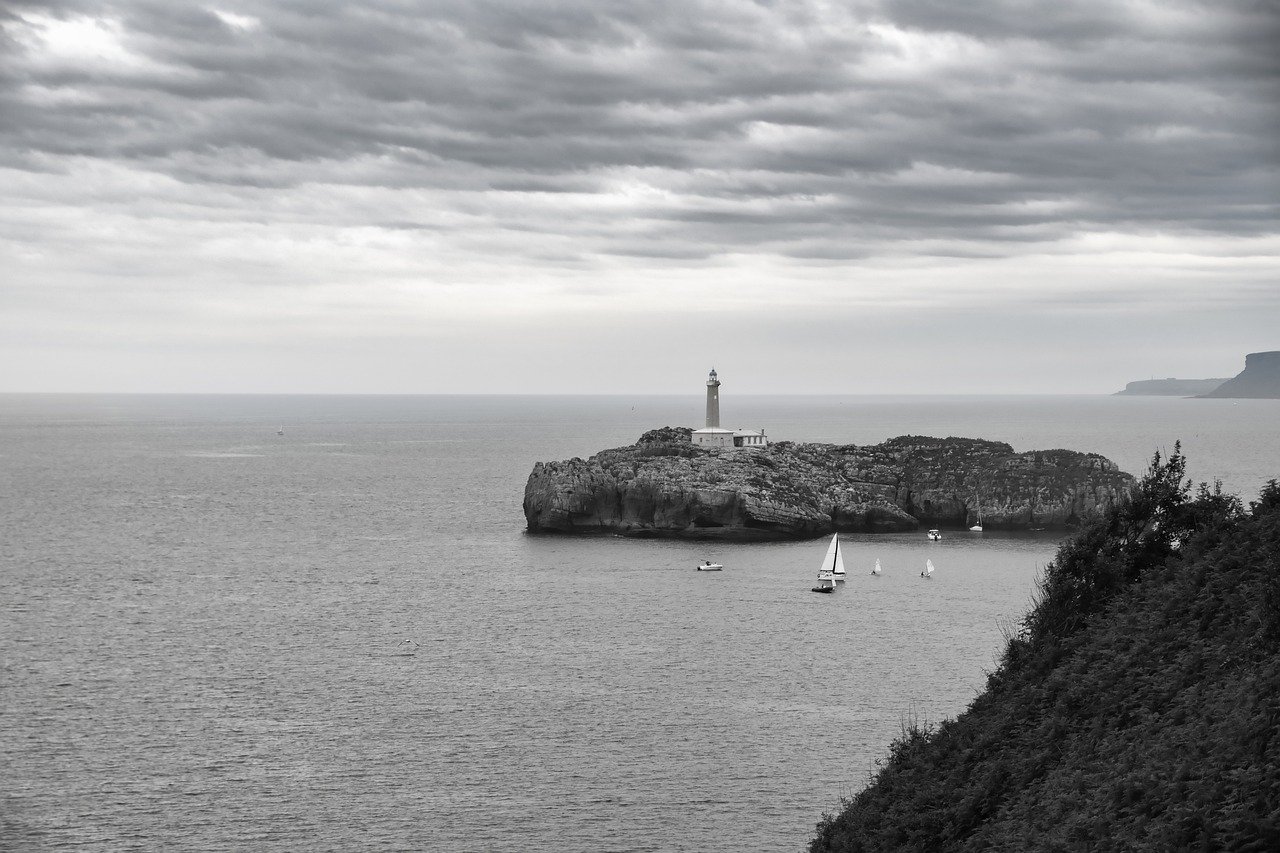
(810, 449), (1280, 852)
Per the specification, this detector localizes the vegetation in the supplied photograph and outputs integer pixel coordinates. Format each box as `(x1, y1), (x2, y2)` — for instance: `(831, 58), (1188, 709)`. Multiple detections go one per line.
(810, 446), (1280, 852)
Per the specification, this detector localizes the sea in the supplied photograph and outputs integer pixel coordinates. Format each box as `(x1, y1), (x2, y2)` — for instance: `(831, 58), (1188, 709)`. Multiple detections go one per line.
(2, 393), (1276, 852)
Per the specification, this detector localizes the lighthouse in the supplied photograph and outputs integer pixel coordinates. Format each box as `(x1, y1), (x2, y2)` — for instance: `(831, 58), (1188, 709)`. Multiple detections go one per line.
(690, 369), (768, 449)
(705, 368), (721, 428)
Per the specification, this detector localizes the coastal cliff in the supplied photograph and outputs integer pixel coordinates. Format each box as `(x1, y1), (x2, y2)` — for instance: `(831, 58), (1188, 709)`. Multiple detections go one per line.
(1199, 350), (1280, 398)
(523, 428), (1133, 540)
(809, 454), (1280, 851)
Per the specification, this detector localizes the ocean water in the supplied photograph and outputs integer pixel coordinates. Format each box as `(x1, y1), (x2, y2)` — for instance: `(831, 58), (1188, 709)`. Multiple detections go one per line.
(2, 393), (1276, 852)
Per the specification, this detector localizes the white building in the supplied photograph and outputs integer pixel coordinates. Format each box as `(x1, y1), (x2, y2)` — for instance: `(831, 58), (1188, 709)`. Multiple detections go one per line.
(690, 368), (768, 449)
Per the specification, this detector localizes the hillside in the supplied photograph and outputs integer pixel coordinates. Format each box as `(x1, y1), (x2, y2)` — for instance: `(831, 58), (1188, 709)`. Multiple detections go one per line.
(809, 448), (1280, 851)
(1199, 351), (1280, 399)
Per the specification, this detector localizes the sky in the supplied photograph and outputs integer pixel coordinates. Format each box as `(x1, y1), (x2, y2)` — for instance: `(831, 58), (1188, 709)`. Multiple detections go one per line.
(1, 0), (1277, 394)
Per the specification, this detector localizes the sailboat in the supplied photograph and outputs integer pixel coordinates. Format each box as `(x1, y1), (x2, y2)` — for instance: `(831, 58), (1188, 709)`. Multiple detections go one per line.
(811, 533), (844, 593)
(921, 558), (935, 579)
(970, 493), (983, 531)
(872, 558), (882, 576)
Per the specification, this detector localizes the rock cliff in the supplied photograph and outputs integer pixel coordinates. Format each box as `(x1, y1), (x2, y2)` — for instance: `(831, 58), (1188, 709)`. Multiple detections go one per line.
(523, 428), (1134, 540)
(1198, 350), (1280, 398)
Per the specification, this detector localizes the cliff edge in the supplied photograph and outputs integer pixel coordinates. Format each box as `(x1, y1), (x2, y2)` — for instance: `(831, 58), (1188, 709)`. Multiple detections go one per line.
(523, 428), (1133, 540)
(1198, 350), (1280, 399)
(809, 453), (1280, 852)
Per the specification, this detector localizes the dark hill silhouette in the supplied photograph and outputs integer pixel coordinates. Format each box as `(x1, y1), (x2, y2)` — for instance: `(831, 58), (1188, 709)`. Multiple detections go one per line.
(810, 447), (1280, 852)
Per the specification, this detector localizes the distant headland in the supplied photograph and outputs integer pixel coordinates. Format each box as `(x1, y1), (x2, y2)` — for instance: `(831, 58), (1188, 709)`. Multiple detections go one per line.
(1114, 350), (1280, 398)
(1114, 378), (1229, 396)
(1197, 350), (1280, 398)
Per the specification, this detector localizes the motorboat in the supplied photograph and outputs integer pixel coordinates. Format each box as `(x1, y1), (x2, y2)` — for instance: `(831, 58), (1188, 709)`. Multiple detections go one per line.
(697, 561), (723, 571)
(927, 529), (942, 541)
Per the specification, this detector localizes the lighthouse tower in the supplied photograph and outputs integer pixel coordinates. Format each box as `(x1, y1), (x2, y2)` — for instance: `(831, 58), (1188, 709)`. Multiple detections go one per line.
(705, 368), (721, 428)
(690, 368), (768, 449)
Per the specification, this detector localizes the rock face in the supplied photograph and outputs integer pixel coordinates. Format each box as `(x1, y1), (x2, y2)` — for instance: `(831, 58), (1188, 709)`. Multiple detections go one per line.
(523, 428), (1134, 540)
(1114, 378), (1228, 396)
(1198, 350), (1280, 398)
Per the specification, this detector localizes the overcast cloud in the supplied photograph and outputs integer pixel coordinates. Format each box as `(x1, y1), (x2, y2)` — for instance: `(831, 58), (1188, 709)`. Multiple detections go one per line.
(1, 0), (1277, 393)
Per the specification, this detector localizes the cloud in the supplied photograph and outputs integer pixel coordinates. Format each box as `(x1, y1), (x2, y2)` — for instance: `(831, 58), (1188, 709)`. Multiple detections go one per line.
(0, 0), (1276, 392)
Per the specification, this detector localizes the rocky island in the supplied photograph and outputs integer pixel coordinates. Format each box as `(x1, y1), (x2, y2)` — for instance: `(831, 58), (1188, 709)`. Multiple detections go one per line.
(523, 428), (1134, 540)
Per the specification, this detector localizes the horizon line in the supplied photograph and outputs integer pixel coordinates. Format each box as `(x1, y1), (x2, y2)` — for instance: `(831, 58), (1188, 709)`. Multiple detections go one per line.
(0, 389), (1204, 398)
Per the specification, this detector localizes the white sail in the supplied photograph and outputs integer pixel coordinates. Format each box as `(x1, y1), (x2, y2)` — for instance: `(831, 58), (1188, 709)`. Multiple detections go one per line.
(925, 558), (935, 577)
(872, 558), (882, 575)
(819, 534), (838, 576)
(829, 534), (847, 581)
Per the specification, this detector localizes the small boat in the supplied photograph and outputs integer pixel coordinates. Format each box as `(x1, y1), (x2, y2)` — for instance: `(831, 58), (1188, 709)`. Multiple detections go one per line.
(921, 559), (935, 579)
(697, 561), (723, 571)
(393, 640), (419, 657)
(970, 495), (983, 531)
(927, 529), (941, 541)
(871, 558), (882, 576)
(811, 534), (843, 593)
(277, 425), (285, 436)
